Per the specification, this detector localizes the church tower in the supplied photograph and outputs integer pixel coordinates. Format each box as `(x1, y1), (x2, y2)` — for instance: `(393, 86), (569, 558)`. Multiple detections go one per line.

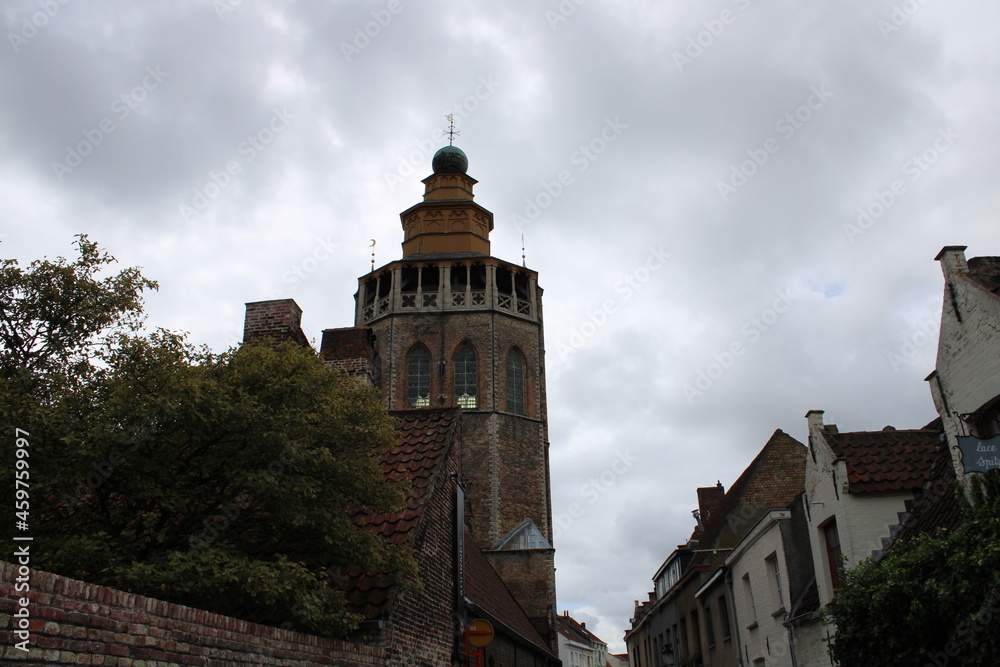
(353, 144), (557, 648)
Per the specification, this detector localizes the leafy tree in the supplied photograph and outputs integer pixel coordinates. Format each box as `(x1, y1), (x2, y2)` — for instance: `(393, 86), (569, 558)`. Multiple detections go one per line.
(0, 234), (156, 388)
(826, 473), (1000, 667)
(1, 237), (415, 637)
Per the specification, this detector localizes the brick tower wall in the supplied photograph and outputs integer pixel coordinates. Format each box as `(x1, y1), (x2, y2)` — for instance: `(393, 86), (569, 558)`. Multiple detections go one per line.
(320, 326), (378, 386)
(366, 311), (551, 548)
(483, 549), (559, 654)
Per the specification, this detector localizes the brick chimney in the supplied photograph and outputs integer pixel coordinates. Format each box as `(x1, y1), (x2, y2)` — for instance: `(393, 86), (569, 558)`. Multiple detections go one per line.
(696, 484), (726, 525)
(320, 327), (378, 387)
(243, 299), (309, 346)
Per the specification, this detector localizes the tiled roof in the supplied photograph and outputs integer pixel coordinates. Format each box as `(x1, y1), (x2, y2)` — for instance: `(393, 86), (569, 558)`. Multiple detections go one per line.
(342, 408), (461, 619)
(693, 429), (806, 546)
(825, 426), (940, 494)
(893, 440), (963, 544)
(967, 256), (1000, 295)
(465, 528), (556, 658)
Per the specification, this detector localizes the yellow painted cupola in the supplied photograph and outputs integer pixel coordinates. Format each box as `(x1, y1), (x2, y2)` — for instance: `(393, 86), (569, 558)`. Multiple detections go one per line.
(399, 145), (494, 258)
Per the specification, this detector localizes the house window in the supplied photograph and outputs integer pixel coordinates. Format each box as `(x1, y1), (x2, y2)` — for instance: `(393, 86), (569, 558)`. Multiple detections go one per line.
(824, 518), (843, 591)
(505, 349), (525, 415)
(705, 604), (716, 648)
(691, 610), (702, 656)
(767, 554), (785, 608)
(718, 595), (731, 640)
(743, 574), (757, 622)
(407, 346), (430, 408)
(454, 344), (477, 408)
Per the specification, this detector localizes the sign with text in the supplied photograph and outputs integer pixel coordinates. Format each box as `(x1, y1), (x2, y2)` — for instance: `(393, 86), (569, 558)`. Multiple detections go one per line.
(957, 435), (1000, 473)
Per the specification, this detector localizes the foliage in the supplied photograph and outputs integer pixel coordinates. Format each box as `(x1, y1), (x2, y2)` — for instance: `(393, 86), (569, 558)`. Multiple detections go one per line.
(0, 234), (156, 388)
(826, 473), (1000, 667)
(0, 237), (415, 637)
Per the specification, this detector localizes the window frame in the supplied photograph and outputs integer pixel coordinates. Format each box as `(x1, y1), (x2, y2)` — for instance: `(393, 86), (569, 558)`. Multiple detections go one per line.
(717, 594), (731, 641)
(823, 518), (843, 592)
(454, 343), (477, 409)
(505, 348), (526, 415)
(743, 573), (757, 624)
(766, 553), (785, 609)
(406, 345), (431, 408)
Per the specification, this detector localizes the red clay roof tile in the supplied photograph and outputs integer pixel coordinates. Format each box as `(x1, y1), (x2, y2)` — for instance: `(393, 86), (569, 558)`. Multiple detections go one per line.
(341, 408), (460, 620)
(825, 427), (940, 493)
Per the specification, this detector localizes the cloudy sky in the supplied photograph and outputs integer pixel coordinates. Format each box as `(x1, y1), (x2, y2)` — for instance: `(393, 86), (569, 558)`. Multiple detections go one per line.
(3, 0), (999, 652)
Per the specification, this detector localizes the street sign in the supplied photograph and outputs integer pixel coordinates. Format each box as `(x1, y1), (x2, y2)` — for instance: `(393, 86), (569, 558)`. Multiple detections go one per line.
(467, 619), (495, 648)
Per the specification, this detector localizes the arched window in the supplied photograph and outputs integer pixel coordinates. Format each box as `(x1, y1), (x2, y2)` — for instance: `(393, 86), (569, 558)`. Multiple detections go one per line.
(454, 344), (477, 409)
(505, 349), (525, 415)
(407, 346), (431, 408)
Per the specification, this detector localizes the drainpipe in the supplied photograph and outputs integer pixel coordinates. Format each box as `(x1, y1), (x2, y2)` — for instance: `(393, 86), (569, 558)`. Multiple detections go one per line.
(725, 568), (744, 667)
(785, 619), (799, 667)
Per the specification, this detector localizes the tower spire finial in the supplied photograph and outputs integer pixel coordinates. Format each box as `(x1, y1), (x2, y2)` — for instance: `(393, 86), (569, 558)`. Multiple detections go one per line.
(370, 239), (376, 272)
(445, 114), (460, 146)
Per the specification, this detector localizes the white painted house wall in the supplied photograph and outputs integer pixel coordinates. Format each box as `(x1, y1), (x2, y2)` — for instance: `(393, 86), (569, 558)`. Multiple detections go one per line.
(726, 512), (796, 667)
(803, 411), (914, 606)
(928, 246), (1000, 481)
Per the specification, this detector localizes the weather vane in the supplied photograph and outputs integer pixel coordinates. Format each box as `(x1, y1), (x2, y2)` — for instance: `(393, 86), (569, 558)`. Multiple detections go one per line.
(445, 114), (460, 146)
(370, 239), (376, 271)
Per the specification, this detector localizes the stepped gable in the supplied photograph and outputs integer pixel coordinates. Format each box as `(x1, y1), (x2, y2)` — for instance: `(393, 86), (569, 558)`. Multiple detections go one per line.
(824, 425), (940, 494)
(692, 429), (807, 546)
(464, 527), (557, 659)
(343, 408), (461, 619)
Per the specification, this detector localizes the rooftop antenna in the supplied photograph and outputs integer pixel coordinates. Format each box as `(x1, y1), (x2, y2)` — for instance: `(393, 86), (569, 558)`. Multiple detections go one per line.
(445, 114), (460, 146)
(370, 239), (376, 272)
(521, 233), (526, 267)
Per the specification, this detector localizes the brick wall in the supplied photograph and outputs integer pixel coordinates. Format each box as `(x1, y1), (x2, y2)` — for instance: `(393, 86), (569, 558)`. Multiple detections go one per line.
(482, 549), (557, 653)
(243, 299), (310, 346)
(320, 327), (377, 385)
(364, 305), (556, 649)
(0, 561), (386, 666)
(365, 311), (551, 546)
(381, 429), (461, 667)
